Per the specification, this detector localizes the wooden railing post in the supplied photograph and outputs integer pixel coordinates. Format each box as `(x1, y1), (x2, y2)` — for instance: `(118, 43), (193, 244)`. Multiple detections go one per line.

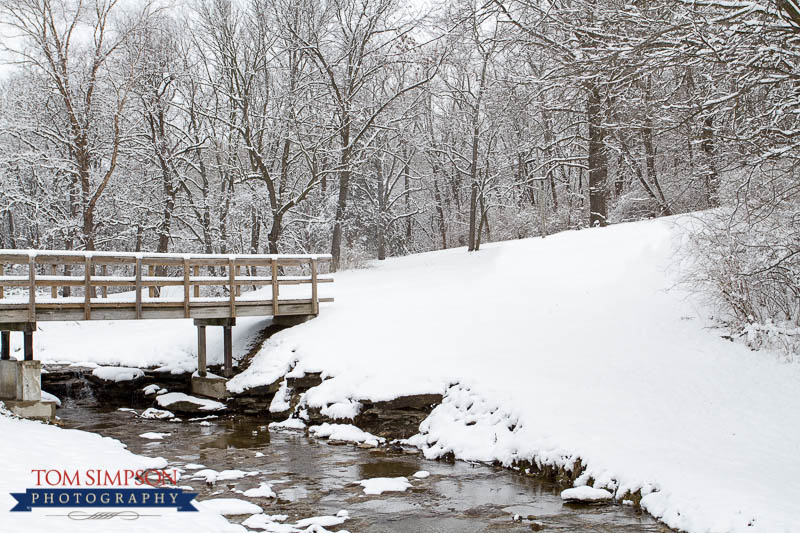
(228, 258), (236, 318)
(183, 258), (191, 318)
(101, 264), (108, 298)
(148, 264), (155, 298)
(84, 256), (92, 320)
(135, 257), (143, 319)
(193, 265), (200, 298)
(28, 256), (36, 322)
(235, 265), (241, 296)
(50, 264), (57, 298)
(311, 258), (319, 315)
(271, 259), (279, 316)
(0, 262), (4, 299)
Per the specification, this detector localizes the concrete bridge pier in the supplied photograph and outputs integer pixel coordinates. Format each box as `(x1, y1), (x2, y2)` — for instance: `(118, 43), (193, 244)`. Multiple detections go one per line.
(190, 318), (235, 400)
(0, 322), (55, 421)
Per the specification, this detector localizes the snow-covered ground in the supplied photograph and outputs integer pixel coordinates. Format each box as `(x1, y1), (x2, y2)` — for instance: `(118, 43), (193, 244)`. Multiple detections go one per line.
(5, 216), (800, 533)
(228, 217), (800, 533)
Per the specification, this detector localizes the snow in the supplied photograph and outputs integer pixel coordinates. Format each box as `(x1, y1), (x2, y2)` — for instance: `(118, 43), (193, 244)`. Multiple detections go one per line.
(242, 482), (277, 498)
(242, 514), (297, 532)
(226, 216), (800, 533)
(412, 470), (430, 479)
(0, 409), (244, 532)
(319, 400), (361, 419)
(308, 423), (384, 447)
(140, 407), (175, 419)
(41, 390), (61, 406)
(143, 383), (163, 395)
(91, 366), (144, 382)
(156, 392), (226, 411)
(242, 512), (348, 532)
(139, 431), (170, 440)
(357, 477), (412, 495)
(269, 417), (307, 430)
(561, 486), (613, 502)
(294, 514), (348, 528)
(193, 469), (259, 484)
(269, 380), (292, 412)
(196, 498), (263, 515)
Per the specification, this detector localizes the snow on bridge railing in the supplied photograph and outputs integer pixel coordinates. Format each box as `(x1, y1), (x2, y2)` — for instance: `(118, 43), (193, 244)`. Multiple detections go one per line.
(0, 250), (333, 323)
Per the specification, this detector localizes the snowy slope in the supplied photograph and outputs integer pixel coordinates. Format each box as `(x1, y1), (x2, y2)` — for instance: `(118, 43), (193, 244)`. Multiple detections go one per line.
(0, 408), (244, 533)
(231, 217), (800, 533)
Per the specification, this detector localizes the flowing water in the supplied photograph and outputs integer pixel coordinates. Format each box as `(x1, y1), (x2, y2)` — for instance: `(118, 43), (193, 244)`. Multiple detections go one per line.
(57, 406), (671, 532)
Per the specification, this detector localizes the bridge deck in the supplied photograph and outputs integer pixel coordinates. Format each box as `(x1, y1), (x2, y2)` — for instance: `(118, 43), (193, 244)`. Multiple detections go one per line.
(0, 250), (333, 324)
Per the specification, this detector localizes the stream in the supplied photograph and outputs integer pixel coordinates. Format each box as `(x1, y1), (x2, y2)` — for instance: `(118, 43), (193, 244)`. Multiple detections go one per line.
(57, 406), (671, 532)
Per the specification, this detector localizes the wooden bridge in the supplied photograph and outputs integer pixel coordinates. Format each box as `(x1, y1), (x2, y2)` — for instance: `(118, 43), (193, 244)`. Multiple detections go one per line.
(0, 250), (333, 379)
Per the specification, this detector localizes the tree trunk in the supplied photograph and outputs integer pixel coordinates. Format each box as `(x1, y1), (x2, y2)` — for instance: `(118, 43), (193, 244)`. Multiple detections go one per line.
(377, 160), (386, 261)
(642, 115), (672, 215)
(701, 115), (719, 207)
(330, 124), (351, 271)
(431, 170), (448, 249)
(587, 84), (608, 226)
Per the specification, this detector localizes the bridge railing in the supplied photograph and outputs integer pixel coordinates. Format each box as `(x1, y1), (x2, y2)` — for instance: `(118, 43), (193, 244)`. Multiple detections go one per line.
(0, 250), (333, 322)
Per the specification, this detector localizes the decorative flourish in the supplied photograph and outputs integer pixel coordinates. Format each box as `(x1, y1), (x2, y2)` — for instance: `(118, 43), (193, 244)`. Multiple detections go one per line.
(46, 510), (158, 520)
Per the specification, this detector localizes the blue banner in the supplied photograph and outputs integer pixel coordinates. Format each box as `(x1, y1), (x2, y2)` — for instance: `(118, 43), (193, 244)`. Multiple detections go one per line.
(10, 488), (198, 512)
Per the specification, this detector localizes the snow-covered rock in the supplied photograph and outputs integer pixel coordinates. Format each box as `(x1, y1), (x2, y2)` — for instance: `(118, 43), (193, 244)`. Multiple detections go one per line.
(192, 469), (258, 484)
(357, 477), (411, 495)
(156, 392), (226, 413)
(242, 482), (276, 498)
(561, 486), (613, 503)
(41, 390), (61, 407)
(139, 408), (174, 420)
(294, 514), (348, 528)
(309, 423), (384, 447)
(142, 384), (163, 395)
(412, 470), (430, 479)
(242, 514), (292, 531)
(197, 498), (263, 516)
(242, 511), (348, 532)
(139, 432), (170, 440)
(92, 366), (144, 382)
(268, 417), (306, 431)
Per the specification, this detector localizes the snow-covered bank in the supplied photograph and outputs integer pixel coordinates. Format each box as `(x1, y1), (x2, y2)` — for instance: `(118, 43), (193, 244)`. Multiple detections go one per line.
(230, 217), (800, 533)
(0, 406), (243, 532)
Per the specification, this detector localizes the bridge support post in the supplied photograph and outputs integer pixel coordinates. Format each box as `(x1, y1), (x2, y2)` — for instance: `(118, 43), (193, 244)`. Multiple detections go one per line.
(197, 325), (207, 378)
(223, 325), (232, 378)
(23, 330), (33, 361)
(1, 331), (9, 360)
(193, 318), (235, 378)
(0, 323), (52, 420)
(192, 318), (234, 399)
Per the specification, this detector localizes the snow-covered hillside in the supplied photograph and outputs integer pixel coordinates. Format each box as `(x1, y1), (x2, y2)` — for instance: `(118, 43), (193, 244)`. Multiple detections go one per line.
(231, 216), (800, 533)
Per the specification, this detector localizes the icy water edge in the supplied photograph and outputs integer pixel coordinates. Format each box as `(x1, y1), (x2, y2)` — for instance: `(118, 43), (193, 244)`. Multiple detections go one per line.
(57, 406), (671, 532)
